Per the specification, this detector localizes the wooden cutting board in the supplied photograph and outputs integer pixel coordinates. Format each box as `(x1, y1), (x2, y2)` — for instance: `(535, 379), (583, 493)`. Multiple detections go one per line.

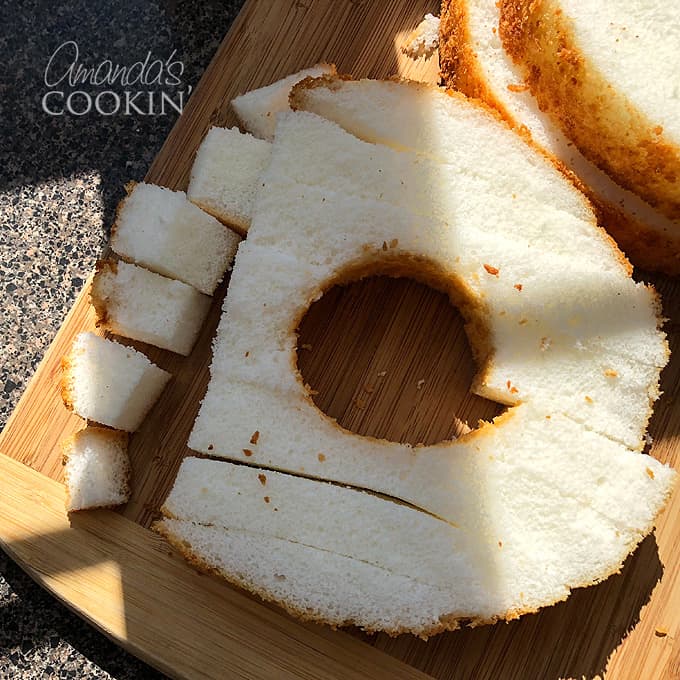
(1, 1), (679, 678)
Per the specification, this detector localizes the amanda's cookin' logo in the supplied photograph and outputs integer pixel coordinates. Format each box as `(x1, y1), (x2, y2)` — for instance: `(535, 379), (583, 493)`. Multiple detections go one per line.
(42, 40), (191, 116)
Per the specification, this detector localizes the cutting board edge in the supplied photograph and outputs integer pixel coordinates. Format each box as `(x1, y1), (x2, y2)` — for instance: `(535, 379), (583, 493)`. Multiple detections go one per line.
(0, 453), (432, 680)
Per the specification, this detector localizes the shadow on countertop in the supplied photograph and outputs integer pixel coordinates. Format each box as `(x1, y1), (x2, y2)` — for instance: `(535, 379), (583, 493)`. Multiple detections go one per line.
(0, 0), (243, 231)
(0, 1), (244, 678)
(0, 0), (244, 428)
(0, 549), (166, 679)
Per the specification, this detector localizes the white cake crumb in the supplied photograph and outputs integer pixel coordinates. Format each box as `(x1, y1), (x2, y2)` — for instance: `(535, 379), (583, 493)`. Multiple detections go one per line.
(402, 14), (440, 59)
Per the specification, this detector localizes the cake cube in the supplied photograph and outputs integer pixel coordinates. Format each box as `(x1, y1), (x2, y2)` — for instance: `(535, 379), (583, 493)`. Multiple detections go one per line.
(91, 260), (211, 356)
(111, 182), (240, 295)
(187, 126), (271, 235)
(62, 426), (130, 511)
(61, 332), (171, 431)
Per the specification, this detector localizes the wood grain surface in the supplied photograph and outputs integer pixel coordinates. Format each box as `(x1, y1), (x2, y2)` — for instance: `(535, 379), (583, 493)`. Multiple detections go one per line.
(0, 454), (429, 680)
(0, 0), (678, 678)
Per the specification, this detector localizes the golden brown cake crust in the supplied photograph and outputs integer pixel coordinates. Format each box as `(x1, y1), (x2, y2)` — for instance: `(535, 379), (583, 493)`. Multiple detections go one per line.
(436, 0), (680, 275)
(89, 259), (118, 329)
(439, 0), (510, 119)
(498, 0), (680, 221)
(109, 181), (137, 244)
(60, 354), (77, 411)
(585, 193), (680, 275)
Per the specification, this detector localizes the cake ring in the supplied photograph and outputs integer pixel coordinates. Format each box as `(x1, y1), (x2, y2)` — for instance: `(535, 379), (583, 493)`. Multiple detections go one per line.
(157, 79), (675, 637)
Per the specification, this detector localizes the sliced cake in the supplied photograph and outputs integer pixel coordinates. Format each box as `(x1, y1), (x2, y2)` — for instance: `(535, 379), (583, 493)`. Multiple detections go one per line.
(231, 63), (336, 140)
(163, 408), (674, 635)
(166, 78), (673, 636)
(111, 182), (240, 295)
(498, 0), (680, 223)
(91, 260), (211, 356)
(438, 0), (680, 274)
(187, 126), (272, 235)
(62, 426), (130, 512)
(61, 332), (171, 432)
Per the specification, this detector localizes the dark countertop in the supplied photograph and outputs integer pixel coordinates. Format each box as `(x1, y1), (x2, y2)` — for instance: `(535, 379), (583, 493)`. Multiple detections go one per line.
(0, 1), (244, 676)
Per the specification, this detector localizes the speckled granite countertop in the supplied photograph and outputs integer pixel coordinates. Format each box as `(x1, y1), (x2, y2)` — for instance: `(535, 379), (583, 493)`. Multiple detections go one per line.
(0, 1), (243, 676)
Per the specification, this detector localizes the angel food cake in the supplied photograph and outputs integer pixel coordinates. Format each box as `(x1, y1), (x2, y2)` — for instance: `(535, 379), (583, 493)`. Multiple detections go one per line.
(157, 77), (675, 637)
(498, 0), (680, 222)
(438, 0), (680, 274)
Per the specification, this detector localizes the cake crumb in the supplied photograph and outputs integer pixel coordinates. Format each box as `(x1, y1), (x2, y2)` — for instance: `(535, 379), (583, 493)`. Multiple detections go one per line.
(507, 83), (530, 93)
(258, 473), (267, 486)
(483, 263), (500, 276)
(655, 626), (668, 637)
(243, 448), (253, 457)
(264, 496), (270, 503)
(402, 13), (440, 59)
(304, 382), (320, 396)
(250, 431), (260, 445)
(416, 379), (426, 389)
(377, 370), (387, 378)
(318, 453), (326, 462)
(646, 467), (655, 480)
(514, 283), (523, 291)
(604, 368), (618, 378)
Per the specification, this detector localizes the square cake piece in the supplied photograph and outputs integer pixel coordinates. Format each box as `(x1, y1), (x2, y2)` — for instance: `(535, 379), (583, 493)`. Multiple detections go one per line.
(187, 126), (271, 235)
(111, 182), (240, 295)
(63, 427), (130, 511)
(91, 260), (211, 356)
(61, 332), (171, 432)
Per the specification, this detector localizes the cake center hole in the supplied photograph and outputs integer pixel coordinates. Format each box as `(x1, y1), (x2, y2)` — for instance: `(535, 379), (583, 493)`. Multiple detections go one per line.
(296, 276), (502, 446)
